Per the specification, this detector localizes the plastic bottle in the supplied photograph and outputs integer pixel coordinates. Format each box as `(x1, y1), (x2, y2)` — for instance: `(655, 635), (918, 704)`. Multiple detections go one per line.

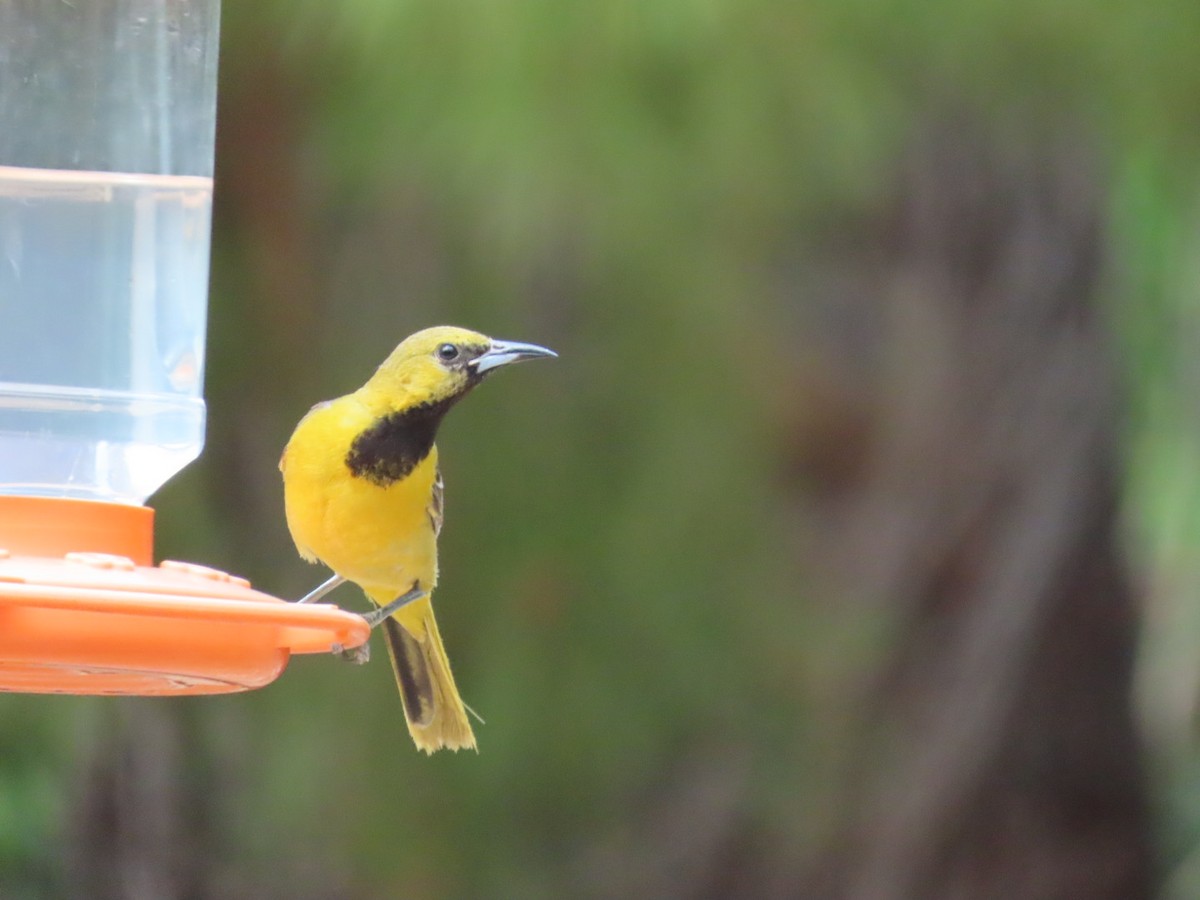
(0, 1), (220, 504)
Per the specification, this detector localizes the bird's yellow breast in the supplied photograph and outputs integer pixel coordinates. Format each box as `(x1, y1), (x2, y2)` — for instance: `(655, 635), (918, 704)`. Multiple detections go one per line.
(281, 395), (440, 596)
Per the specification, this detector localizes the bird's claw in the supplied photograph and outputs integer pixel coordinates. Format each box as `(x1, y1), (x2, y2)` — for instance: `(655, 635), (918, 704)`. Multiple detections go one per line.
(331, 641), (371, 664)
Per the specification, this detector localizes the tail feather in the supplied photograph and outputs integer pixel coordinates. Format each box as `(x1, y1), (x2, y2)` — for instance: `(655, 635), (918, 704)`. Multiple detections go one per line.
(379, 599), (477, 753)
(382, 617), (435, 727)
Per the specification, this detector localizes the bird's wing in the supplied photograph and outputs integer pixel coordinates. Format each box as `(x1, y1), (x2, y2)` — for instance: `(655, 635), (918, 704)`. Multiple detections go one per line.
(428, 466), (445, 537)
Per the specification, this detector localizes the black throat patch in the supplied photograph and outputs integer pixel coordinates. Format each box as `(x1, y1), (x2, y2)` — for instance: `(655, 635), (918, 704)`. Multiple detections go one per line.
(345, 398), (454, 487)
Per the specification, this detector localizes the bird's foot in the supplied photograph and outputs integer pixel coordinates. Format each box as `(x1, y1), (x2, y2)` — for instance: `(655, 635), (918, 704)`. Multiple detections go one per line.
(361, 586), (427, 629)
(331, 641), (371, 664)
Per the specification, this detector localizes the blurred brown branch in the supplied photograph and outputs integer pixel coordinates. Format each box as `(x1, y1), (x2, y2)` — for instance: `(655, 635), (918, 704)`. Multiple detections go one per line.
(791, 117), (1153, 899)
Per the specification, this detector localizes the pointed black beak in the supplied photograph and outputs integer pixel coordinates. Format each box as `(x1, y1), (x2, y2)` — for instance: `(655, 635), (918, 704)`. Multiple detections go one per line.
(469, 339), (557, 375)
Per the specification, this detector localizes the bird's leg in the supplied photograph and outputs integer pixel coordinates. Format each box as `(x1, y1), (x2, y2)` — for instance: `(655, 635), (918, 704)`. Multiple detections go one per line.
(296, 573), (346, 604)
(361, 586), (427, 629)
(311, 580), (424, 662)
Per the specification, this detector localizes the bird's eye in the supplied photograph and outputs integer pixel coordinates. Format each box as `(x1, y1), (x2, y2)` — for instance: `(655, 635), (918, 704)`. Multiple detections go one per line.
(437, 343), (460, 362)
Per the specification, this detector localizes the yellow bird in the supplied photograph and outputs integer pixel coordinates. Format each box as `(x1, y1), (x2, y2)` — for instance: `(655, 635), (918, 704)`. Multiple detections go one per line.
(280, 326), (555, 753)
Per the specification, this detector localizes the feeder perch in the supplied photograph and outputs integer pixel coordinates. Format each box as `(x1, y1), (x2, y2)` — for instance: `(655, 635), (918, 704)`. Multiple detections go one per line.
(0, 498), (368, 695)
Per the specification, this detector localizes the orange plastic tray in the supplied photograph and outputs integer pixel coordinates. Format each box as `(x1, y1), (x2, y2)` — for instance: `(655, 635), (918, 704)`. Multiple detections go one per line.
(0, 497), (367, 695)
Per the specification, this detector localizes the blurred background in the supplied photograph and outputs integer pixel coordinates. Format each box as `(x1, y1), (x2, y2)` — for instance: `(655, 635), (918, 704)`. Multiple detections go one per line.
(4, 0), (1200, 897)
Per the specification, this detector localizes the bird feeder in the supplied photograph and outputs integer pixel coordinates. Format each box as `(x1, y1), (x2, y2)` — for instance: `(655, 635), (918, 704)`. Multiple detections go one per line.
(0, 1), (365, 694)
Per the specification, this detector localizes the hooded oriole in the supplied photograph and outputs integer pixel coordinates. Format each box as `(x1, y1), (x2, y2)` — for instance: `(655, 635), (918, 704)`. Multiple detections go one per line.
(280, 326), (555, 753)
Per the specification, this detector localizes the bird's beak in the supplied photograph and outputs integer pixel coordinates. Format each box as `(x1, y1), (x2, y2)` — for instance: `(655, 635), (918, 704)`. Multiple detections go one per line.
(470, 339), (558, 375)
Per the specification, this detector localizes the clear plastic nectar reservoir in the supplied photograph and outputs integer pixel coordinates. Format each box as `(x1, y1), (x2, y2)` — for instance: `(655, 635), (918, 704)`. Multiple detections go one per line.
(0, 166), (210, 503)
(0, 1), (220, 505)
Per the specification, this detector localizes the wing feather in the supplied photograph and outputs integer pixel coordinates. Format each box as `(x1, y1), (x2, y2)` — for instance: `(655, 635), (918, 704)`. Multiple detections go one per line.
(428, 467), (445, 537)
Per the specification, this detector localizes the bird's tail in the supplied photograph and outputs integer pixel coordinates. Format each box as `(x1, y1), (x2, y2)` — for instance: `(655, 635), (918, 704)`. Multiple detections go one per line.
(378, 594), (477, 754)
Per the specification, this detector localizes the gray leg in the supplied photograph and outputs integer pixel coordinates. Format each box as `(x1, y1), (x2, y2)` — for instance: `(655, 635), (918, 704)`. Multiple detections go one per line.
(297, 573), (346, 604)
(361, 586), (427, 629)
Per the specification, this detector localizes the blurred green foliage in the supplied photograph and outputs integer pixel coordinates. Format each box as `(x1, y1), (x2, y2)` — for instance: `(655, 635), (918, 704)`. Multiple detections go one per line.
(3, 0), (1200, 896)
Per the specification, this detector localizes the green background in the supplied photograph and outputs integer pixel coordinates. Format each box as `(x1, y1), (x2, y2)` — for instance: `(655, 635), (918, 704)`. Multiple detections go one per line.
(4, 1), (1200, 896)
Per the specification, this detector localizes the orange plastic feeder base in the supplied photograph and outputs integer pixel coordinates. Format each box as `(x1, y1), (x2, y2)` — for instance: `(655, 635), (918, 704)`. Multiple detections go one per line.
(0, 497), (368, 696)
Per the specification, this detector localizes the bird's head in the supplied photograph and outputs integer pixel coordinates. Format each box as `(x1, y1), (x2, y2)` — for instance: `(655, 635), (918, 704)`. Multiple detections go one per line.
(364, 326), (556, 410)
